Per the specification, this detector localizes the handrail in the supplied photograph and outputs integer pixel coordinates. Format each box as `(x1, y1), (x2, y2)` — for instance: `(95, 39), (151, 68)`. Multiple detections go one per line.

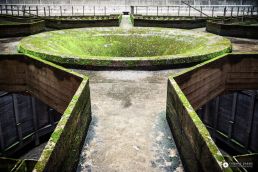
(181, 1), (209, 17)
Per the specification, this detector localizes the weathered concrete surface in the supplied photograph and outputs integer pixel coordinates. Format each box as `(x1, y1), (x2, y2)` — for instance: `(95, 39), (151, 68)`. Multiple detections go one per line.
(227, 37), (258, 52)
(191, 27), (258, 52)
(0, 29), (257, 171)
(133, 16), (206, 29)
(75, 70), (185, 172)
(0, 54), (91, 172)
(45, 15), (120, 29)
(120, 15), (133, 29)
(167, 53), (258, 172)
(0, 16), (45, 38)
(206, 18), (258, 39)
(0, 37), (22, 54)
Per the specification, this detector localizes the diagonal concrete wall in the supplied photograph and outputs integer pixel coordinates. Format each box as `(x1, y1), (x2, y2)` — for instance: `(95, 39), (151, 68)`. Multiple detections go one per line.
(166, 53), (258, 172)
(0, 54), (92, 171)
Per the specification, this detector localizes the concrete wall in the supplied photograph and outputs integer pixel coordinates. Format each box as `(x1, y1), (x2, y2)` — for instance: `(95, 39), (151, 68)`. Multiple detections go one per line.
(0, 16), (45, 38)
(0, 54), (82, 113)
(206, 17), (258, 39)
(133, 16), (206, 29)
(0, 54), (91, 171)
(166, 53), (258, 172)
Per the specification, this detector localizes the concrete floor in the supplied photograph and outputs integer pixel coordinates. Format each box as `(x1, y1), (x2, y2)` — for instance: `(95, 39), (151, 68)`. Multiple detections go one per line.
(0, 37), (22, 54)
(0, 26), (257, 172)
(191, 27), (258, 52)
(75, 70), (185, 172)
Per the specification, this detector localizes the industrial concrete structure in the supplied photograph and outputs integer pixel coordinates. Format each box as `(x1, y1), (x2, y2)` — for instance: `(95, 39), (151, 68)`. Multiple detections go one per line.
(0, 0), (257, 172)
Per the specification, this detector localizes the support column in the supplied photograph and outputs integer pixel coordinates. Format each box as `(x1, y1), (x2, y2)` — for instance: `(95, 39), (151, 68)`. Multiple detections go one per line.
(13, 94), (23, 145)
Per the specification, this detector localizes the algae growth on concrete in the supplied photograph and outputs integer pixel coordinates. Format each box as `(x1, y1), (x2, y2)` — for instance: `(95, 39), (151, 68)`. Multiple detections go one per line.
(19, 27), (231, 68)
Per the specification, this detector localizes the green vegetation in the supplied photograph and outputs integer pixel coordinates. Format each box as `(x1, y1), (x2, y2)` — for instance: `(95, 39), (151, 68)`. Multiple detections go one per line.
(19, 27), (231, 67)
(130, 14), (134, 25)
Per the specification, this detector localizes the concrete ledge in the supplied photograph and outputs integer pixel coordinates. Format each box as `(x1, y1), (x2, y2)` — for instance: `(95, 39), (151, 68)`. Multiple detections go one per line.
(0, 15), (45, 38)
(166, 53), (258, 172)
(132, 15), (207, 29)
(44, 15), (121, 29)
(0, 54), (91, 171)
(206, 17), (258, 39)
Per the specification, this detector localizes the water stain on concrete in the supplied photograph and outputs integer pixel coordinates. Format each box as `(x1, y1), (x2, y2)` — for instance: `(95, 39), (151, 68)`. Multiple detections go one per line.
(0, 37), (22, 54)
(75, 70), (184, 172)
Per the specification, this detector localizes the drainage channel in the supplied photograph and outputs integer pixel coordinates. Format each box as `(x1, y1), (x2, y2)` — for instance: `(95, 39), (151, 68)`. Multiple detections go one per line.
(119, 15), (133, 29)
(75, 70), (184, 172)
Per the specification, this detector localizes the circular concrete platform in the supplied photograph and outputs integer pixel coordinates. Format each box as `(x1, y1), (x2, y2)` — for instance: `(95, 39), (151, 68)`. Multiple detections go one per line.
(18, 27), (231, 69)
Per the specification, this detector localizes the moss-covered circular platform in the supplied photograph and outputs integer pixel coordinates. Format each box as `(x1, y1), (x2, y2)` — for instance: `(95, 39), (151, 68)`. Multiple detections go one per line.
(18, 27), (231, 69)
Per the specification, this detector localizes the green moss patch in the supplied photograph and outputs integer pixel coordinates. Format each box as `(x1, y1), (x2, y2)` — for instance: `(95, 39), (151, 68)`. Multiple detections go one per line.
(19, 27), (231, 68)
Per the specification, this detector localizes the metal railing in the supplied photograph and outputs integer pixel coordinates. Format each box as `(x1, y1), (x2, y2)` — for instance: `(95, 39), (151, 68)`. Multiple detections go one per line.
(0, 4), (129, 16)
(0, 4), (257, 17)
(133, 5), (258, 17)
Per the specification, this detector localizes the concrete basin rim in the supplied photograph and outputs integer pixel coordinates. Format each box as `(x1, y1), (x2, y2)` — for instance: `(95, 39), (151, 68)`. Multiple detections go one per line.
(18, 27), (232, 66)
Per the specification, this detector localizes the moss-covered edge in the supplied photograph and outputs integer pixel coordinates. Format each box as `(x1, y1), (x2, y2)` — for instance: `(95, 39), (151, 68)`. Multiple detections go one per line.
(0, 15), (45, 38)
(33, 77), (89, 172)
(206, 17), (258, 39)
(169, 78), (231, 171)
(0, 14), (44, 25)
(44, 15), (121, 21)
(130, 14), (134, 25)
(167, 53), (247, 171)
(8, 53), (90, 172)
(173, 52), (258, 78)
(18, 35), (232, 68)
(0, 53), (90, 171)
(118, 14), (122, 24)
